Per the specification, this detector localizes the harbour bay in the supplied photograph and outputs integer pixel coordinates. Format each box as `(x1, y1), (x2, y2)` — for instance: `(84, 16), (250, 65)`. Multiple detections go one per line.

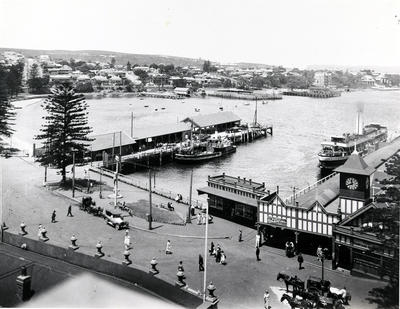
(12, 90), (400, 200)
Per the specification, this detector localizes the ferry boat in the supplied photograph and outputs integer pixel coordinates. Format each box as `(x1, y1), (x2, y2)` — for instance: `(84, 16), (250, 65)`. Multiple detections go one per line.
(175, 139), (235, 163)
(212, 139), (237, 155)
(174, 151), (222, 163)
(318, 124), (388, 168)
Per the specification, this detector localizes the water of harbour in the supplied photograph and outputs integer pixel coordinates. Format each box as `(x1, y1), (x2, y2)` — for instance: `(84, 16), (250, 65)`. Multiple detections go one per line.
(13, 90), (400, 201)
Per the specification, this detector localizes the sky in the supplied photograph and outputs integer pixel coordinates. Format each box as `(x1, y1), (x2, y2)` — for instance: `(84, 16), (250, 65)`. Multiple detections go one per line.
(0, 0), (399, 67)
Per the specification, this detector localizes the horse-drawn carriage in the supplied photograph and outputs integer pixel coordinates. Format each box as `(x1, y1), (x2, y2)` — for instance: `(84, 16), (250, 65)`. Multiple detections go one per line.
(277, 272), (305, 292)
(278, 273), (349, 309)
(80, 196), (104, 217)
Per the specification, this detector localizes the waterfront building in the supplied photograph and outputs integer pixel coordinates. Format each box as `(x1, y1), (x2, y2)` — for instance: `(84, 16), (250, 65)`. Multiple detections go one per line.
(131, 123), (192, 151)
(182, 111), (241, 133)
(174, 87), (192, 97)
(197, 150), (398, 279)
(332, 154), (398, 279)
(89, 132), (136, 161)
(197, 173), (272, 227)
(313, 71), (332, 87)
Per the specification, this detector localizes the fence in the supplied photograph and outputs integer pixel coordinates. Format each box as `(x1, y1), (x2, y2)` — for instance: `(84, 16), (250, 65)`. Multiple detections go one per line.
(285, 172), (338, 204)
(89, 166), (206, 209)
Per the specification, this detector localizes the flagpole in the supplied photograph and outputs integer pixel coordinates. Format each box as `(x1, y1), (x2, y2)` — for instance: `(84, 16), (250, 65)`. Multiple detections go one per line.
(203, 203), (209, 302)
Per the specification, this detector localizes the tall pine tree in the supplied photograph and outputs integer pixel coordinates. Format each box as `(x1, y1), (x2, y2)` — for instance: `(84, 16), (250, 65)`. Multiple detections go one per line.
(35, 84), (93, 182)
(0, 65), (15, 149)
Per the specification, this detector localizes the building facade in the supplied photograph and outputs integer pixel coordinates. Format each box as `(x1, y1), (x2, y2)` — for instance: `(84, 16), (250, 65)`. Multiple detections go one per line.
(198, 174), (271, 227)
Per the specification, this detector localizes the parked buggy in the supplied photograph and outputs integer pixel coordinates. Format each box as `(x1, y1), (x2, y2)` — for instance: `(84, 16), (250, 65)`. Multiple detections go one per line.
(306, 275), (331, 295)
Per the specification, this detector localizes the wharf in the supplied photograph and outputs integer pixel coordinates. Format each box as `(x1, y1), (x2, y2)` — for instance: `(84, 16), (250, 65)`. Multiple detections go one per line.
(283, 88), (341, 98)
(139, 92), (180, 99)
(105, 125), (273, 169)
(207, 91), (282, 100)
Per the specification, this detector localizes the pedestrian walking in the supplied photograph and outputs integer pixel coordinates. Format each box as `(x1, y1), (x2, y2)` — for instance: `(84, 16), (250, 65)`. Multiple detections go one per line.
(209, 242), (215, 256)
(124, 232), (131, 250)
(199, 254), (204, 271)
(264, 289), (270, 309)
(220, 251), (227, 265)
(197, 213), (201, 225)
(165, 240), (172, 254)
(51, 210), (56, 223)
(256, 246), (261, 261)
(297, 252), (304, 270)
(178, 261), (184, 272)
(238, 229), (243, 242)
(255, 233), (260, 248)
(67, 205), (73, 217)
(215, 245), (222, 263)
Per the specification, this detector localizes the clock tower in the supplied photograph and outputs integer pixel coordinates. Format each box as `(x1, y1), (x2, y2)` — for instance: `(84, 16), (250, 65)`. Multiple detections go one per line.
(334, 152), (375, 220)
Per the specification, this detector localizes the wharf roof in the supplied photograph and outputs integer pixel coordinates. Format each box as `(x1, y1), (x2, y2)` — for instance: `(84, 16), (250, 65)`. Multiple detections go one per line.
(335, 153), (375, 175)
(208, 174), (266, 192)
(182, 111), (241, 128)
(197, 186), (260, 207)
(132, 122), (191, 140)
(294, 175), (340, 210)
(89, 132), (136, 152)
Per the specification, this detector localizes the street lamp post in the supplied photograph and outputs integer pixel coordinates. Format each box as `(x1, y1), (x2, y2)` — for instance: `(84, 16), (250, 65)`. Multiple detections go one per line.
(319, 248), (329, 281)
(203, 203), (209, 302)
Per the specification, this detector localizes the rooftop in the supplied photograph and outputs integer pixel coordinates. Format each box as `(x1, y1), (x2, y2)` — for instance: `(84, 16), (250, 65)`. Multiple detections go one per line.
(132, 122), (191, 140)
(182, 111), (241, 128)
(335, 152), (376, 175)
(208, 174), (266, 192)
(88, 132), (135, 152)
(197, 186), (260, 207)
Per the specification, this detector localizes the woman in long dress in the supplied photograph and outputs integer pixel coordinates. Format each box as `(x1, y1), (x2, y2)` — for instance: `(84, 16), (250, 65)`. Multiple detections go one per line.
(166, 240), (172, 254)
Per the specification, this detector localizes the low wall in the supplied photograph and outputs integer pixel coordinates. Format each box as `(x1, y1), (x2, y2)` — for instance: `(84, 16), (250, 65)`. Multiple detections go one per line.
(2, 231), (203, 308)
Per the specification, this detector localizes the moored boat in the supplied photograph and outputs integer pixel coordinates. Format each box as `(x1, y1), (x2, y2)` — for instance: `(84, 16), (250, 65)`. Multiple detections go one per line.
(318, 123), (388, 169)
(174, 151), (222, 163)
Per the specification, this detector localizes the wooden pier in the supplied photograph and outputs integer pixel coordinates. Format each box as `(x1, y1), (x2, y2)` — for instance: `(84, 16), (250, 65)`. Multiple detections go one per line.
(283, 88), (341, 98)
(207, 91), (282, 100)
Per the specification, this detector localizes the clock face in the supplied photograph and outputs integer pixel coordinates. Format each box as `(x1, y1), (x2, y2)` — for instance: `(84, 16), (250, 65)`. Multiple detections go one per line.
(345, 177), (359, 190)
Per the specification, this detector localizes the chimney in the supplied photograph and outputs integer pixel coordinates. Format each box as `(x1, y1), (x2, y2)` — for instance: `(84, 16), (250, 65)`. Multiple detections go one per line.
(276, 186), (279, 194)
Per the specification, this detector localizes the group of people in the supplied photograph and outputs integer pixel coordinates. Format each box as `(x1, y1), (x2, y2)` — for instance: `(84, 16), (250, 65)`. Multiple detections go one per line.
(209, 242), (227, 265)
(196, 212), (209, 225)
(285, 241), (295, 257)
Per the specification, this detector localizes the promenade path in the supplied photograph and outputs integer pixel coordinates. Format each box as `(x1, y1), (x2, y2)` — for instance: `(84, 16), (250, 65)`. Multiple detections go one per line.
(1, 156), (387, 309)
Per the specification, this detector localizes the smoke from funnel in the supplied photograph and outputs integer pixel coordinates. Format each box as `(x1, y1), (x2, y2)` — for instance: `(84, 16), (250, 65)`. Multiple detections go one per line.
(356, 102), (364, 134)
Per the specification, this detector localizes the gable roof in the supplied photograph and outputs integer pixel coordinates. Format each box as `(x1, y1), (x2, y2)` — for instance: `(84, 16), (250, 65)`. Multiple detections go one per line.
(335, 153), (375, 175)
(132, 122), (191, 140)
(182, 111), (241, 128)
(339, 202), (376, 226)
(89, 132), (135, 152)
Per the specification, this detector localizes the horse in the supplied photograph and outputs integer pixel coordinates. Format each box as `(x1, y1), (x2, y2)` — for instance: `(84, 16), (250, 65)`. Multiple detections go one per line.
(280, 293), (316, 309)
(277, 272), (305, 292)
(327, 287), (351, 305)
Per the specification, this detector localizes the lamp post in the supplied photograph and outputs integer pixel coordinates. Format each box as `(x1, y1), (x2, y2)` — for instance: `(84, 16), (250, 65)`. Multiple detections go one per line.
(114, 155), (119, 208)
(203, 203), (209, 302)
(318, 248), (329, 281)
